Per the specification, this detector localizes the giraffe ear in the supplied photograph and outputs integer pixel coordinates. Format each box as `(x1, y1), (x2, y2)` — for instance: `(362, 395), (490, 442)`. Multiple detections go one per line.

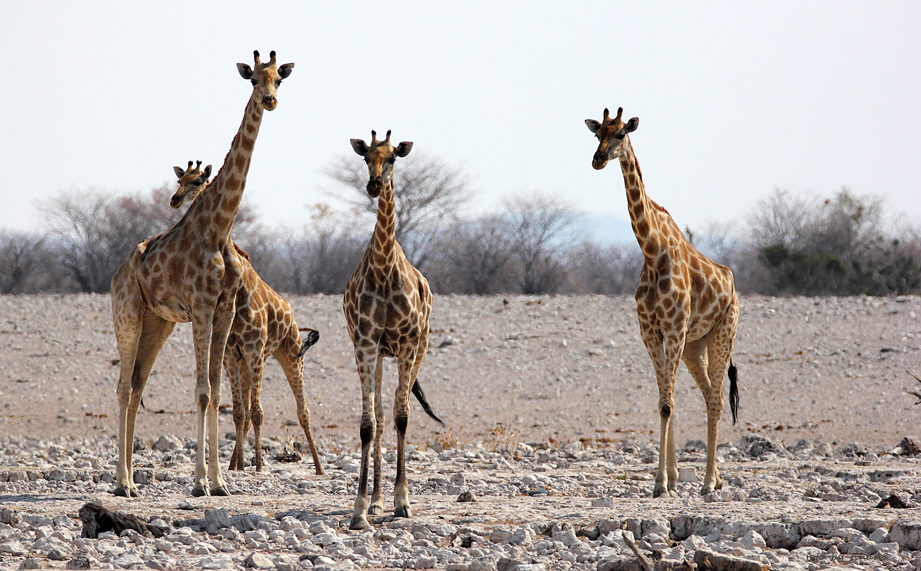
(277, 62), (294, 79)
(393, 141), (413, 158)
(624, 117), (639, 133)
(202, 165), (212, 179)
(237, 63), (254, 80)
(585, 119), (602, 134)
(173, 166), (185, 179)
(350, 139), (369, 156)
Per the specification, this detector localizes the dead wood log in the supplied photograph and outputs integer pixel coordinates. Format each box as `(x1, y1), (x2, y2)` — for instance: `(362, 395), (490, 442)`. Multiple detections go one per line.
(79, 502), (167, 538)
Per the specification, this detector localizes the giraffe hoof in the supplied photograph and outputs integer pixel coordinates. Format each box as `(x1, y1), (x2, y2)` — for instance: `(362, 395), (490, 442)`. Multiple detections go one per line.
(652, 486), (670, 499)
(211, 486), (230, 497)
(349, 515), (370, 531)
(394, 504), (412, 519)
(191, 484), (209, 497)
(113, 486), (140, 498)
(368, 505), (384, 516)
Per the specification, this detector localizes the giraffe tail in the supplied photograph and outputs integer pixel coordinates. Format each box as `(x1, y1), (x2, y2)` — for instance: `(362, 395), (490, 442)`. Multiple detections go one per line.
(728, 359), (739, 425)
(411, 379), (445, 427)
(296, 329), (320, 359)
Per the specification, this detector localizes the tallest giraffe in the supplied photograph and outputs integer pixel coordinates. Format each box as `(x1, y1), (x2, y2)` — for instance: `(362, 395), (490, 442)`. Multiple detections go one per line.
(586, 107), (740, 498)
(110, 51), (294, 498)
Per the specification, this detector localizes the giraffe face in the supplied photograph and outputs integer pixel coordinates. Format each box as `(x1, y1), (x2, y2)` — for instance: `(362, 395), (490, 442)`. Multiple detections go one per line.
(349, 130), (413, 198)
(170, 161), (213, 209)
(585, 107), (639, 170)
(236, 50), (294, 111)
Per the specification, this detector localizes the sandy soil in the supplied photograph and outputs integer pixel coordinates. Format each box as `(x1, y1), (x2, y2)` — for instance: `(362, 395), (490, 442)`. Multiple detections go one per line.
(1, 293), (919, 452)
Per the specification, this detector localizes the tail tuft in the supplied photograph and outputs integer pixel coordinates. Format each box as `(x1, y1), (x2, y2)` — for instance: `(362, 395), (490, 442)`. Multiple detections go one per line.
(411, 379), (445, 427)
(728, 359), (739, 425)
(296, 329), (320, 359)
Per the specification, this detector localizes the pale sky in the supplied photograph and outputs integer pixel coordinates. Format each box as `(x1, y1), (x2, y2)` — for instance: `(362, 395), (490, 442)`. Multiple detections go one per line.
(2, 2), (919, 236)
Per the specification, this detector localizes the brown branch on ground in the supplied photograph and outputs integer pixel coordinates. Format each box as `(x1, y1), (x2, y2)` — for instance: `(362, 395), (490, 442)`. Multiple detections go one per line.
(622, 531), (654, 571)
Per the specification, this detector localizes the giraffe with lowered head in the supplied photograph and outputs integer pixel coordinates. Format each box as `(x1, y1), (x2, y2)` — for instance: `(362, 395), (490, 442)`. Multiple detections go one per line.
(170, 161), (324, 476)
(109, 51), (293, 497)
(586, 107), (740, 497)
(343, 130), (444, 530)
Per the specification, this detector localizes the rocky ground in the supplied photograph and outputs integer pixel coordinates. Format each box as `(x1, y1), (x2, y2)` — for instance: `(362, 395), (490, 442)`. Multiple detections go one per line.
(1, 293), (920, 570)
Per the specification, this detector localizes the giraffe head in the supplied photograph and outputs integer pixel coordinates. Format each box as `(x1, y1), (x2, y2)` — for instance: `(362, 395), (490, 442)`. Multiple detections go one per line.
(170, 160), (213, 209)
(585, 107), (639, 170)
(349, 130), (413, 198)
(236, 50), (294, 111)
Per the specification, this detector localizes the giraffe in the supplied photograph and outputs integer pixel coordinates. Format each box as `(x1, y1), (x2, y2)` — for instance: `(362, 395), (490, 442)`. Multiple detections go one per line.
(585, 107), (740, 497)
(343, 130), (444, 530)
(109, 51), (293, 498)
(170, 161), (324, 476)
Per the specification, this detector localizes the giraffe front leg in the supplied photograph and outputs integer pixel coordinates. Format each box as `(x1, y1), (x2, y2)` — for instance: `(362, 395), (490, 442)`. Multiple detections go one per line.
(190, 318), (214, 497)
(393, 353), (415, 519)
(653, 403), (671, 498)
(369, 355), (385, 516)
(665, 408), (678, 494)
(207, 304), (235, 496)
(653, 367), (680, 498)
(115, 368), (139, 497)
(350, 349), (377, 530)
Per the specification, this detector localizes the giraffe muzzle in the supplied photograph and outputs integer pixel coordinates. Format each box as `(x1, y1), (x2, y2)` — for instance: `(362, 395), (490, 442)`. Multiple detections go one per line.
(592, 152), (609, 170)
(262, 95), (278, 110)
(366, 177), (382, 197)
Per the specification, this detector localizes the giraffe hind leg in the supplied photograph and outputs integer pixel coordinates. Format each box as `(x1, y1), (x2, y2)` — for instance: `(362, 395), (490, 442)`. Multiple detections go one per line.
(116, 313), (175, 497)
(683, 338), (722, 494)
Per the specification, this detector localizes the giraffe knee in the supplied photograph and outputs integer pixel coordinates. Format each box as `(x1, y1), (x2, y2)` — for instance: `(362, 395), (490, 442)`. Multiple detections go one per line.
(660, 403), (671, 419)
(197, 393), (210, 411)
(360, 418), (374, 447)
(395, 414), (408, 435)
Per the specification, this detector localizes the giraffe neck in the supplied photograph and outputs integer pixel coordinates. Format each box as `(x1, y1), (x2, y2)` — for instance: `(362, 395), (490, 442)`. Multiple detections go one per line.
(371, 175), (397, 269)
(189, 92), (265, 244)
(618, 136), (662, 254)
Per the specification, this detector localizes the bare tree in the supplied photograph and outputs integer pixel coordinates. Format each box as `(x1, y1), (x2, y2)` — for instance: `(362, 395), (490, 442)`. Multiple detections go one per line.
(0, 231), (58, 293)
(323, 151), (474, 267)
(563, 240), (643, 294)
(505, 194), (579, 294)
(39, 189), (117, 292)
(427, 214), (515, 294)
(279, 203), (368, 294)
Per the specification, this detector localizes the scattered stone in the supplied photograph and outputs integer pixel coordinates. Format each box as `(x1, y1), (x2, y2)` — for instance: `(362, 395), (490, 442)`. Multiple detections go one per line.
(244, 551), (274, 568)
(458, 491), (477, 502)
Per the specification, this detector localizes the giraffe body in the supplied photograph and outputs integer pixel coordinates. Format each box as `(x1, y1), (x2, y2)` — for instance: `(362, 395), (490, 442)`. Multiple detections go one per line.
(169, 164), (324, 476)
(109, 51), (293, 498)
(586, 107), (740, 497)
(343, 130), (434, 530)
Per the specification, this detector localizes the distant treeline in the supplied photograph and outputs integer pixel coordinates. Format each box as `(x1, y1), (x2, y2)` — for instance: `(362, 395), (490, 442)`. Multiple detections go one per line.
(2, 153), (919, 297)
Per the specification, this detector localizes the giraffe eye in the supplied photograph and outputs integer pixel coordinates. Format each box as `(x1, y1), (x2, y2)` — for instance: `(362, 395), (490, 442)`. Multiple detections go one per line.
(192, 178), (203, 185)
(251, 79), (257, 86)
(276, 79), (282, 86)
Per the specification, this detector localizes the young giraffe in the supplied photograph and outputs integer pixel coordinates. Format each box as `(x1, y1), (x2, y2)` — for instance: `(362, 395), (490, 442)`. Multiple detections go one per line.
(585, 107), (740, 497)
(109, 51), (293, 498)
(170, 161), (324, 476)
(343, 130), (443, 530)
